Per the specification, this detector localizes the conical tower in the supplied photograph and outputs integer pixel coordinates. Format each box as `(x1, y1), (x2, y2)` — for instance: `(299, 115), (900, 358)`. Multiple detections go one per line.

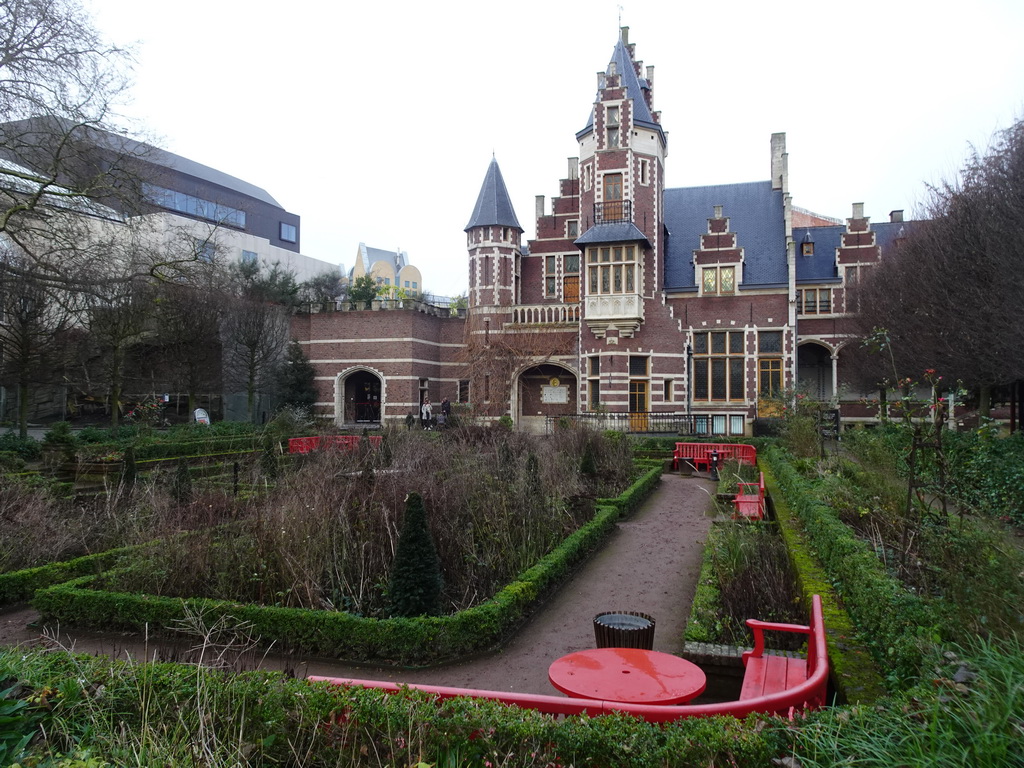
(465, 157), (522, 309)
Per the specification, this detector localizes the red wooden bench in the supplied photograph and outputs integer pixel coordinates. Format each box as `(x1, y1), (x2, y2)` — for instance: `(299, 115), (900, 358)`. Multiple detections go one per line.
(309, 596), (829, 723)
(738, 594), (828, 715)
(673, 442), (756, 471)
(287, 435), (381, 454)
(732, 472), (766, 520)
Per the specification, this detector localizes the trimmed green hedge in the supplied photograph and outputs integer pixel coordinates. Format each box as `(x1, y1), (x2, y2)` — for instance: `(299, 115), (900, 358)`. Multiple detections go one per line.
(762, 445), (939, 686)
(759, 459), (888, 703)
(683, 529), (723, 644)
(0, 545), (138, 607)
(33, 465), (663, 666)
(597, 460), (662, 514)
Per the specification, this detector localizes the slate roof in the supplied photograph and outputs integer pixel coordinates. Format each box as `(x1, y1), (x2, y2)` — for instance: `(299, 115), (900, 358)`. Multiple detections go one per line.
(356, 243), (408, 275)
(794, 226), (841, 283)
(664, 181), (787, 291)
(795, 220), (914, 283)
(465, 158), (522, 231)
(575, 221), (650, 246)
(577, 37), (664, 145)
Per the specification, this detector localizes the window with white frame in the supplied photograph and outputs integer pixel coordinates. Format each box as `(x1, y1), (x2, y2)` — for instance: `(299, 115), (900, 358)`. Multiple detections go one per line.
(702, 265), (736, 295)
(587, 355), (601, 410)
(586, 245), (637, 296)
(606, 105), (619, 148)
(545, 255), (557, 297)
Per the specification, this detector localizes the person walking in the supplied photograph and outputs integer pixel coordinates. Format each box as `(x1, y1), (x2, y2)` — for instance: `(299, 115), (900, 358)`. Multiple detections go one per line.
(421, 397), (433, 429)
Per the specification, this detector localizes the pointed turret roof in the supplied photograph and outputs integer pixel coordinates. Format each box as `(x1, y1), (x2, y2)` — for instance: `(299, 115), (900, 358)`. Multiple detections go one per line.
(465, 157), (522, 231)
(577, 33), (664, 144)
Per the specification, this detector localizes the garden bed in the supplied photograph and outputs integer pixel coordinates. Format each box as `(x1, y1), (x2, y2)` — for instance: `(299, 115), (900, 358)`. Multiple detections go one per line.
(32, 462), (662, 666)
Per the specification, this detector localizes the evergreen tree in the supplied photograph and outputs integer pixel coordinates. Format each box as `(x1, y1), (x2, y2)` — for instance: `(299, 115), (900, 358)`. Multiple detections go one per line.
(170, 458), (193, 503)
(274, 341), (317, 410)
(388, 492), (443, 617)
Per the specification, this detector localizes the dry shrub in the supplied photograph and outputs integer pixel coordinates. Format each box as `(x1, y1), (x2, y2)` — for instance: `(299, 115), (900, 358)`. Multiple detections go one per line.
(710, 521), (805, 650)
(112, 428), (635, 617)
(0, 484), (97, 572)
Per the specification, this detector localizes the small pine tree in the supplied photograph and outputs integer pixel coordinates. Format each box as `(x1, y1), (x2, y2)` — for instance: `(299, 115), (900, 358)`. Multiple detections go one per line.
(274, 341), (318, 410)
(260, 435), (279, 481)
(388, 492), (443, 617)
(171, 458), (193, 503)
(580, 437), (598, 478)
(120, 446), (137, 491)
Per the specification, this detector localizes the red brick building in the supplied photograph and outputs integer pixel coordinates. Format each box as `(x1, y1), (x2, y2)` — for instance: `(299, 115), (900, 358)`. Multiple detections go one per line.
(293, 28), (908, 434)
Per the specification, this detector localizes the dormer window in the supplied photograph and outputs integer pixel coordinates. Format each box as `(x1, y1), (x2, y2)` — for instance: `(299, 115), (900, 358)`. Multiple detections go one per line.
(800, 230), (814, 256)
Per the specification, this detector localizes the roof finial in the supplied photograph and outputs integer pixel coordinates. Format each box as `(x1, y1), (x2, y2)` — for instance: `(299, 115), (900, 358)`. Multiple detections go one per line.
(618, 5), (623, 29)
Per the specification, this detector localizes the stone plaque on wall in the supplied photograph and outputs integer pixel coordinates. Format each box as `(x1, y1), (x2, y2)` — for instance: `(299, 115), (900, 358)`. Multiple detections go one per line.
(541, 386), (568, 404)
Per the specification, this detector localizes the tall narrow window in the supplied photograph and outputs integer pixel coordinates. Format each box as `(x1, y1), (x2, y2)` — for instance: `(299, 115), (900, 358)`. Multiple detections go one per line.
(563, 254), (580, 303)
(603, 173), (623, 219)
(545, 255), (557, 297)
(606, 106), (619, 148)
(757, 330), (783, 398)
(588, 355), (601, 410)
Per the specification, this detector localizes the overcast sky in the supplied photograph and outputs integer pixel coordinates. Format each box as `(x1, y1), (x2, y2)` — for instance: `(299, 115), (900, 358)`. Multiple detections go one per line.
(88, 0), (1024, 297)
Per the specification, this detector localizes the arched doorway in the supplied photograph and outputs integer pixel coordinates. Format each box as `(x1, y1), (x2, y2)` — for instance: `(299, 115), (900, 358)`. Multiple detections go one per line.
(797, 343), (834, 400)
(514, 362), (578, 433)
(336, 368), (384, 425)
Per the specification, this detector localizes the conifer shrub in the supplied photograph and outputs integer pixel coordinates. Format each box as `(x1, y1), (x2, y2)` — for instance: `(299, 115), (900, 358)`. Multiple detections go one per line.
(388, 492), (444, 617)
(170, 458), (192, 504)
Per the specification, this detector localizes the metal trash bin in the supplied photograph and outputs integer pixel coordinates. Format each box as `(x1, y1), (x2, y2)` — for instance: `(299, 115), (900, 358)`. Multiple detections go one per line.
(593, 611), (656, 649)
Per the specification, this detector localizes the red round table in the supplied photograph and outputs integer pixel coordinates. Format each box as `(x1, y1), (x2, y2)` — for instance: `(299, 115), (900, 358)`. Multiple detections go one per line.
(548, 648), (707, 704)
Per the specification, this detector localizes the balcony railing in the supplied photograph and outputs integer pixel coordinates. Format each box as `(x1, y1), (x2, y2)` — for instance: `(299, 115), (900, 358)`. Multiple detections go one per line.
(594, 199), (632, 224)
(512, 304), (580, 325)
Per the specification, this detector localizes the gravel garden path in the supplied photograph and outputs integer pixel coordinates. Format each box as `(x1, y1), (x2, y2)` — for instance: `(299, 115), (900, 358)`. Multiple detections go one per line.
(0, 473), (717, 697)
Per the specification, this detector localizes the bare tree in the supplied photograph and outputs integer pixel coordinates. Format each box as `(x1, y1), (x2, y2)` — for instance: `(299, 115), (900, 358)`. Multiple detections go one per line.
(0, 1), (212, 297)
(150, 258), (229, 415)
(1, 0), (135, 241)
(0, 244), (75, 435)
(78, 280), (158, 430)
(221, 261), (297, 423)
(855, 119), (1024, 415)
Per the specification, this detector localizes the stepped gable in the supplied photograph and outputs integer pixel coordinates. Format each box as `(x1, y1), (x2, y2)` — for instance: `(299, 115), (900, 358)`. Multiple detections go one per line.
(664, 181), (786, 290)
